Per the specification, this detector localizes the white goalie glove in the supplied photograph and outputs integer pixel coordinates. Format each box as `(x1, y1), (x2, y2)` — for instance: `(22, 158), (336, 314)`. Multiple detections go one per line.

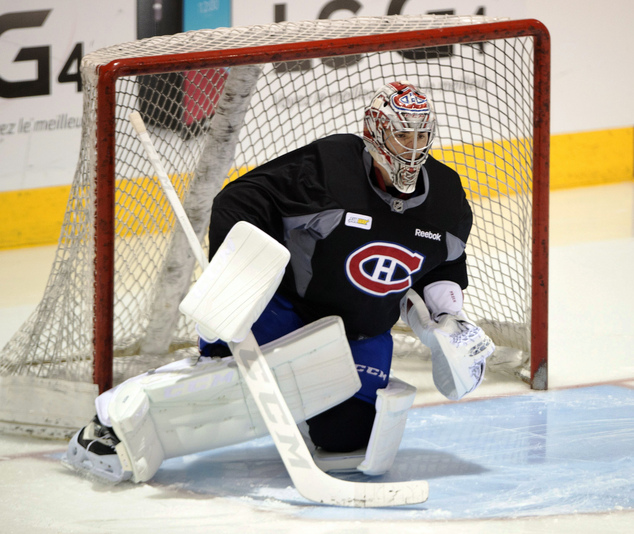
(400, 281), (495, 400)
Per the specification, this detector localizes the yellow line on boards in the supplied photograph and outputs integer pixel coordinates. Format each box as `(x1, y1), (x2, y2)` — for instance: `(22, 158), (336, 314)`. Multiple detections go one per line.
(550, 127), (633, 189)
(0, 186), (70, 249)
(0, 129), (632, 250)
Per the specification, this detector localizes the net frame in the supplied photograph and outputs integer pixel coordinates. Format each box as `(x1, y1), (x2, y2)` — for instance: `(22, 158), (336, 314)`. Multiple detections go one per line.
(0, 15), (550, 436)
(94, 17), (549, 392)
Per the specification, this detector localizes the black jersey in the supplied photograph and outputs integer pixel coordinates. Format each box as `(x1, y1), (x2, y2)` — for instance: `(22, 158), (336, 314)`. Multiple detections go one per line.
(208, 134), (472, 339)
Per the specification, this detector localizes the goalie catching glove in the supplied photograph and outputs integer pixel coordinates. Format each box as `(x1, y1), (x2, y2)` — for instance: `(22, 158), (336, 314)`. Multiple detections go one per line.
(400, 281), (494, 400)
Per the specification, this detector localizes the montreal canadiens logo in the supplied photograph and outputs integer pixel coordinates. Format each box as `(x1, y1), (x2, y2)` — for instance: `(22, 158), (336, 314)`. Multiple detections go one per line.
(346, 242), (424, 296)
(391, 87), (429, 113)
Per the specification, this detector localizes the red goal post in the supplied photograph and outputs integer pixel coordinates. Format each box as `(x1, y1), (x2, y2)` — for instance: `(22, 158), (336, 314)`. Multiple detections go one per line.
(0, 15), (549, 437)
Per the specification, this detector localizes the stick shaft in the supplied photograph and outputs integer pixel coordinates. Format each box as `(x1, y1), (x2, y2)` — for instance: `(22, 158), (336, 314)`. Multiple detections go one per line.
(129, 111), (209, 271)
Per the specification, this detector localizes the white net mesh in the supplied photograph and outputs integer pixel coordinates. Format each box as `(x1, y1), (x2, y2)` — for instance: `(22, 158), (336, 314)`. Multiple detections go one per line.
(0, 15), (544, 434)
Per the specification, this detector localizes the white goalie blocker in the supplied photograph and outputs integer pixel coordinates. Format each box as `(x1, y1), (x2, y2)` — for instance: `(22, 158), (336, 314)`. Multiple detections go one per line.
(179, 220), (289, 344)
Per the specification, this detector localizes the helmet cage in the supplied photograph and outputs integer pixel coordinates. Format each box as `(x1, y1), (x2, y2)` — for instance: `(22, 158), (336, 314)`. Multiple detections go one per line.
(363, 82), (436, 194)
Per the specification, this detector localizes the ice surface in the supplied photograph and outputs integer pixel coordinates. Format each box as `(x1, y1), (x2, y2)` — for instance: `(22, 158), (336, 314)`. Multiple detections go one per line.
(1, 183), (633, 533)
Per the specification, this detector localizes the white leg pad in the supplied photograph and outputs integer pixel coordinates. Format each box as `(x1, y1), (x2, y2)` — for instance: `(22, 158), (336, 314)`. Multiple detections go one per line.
(105, 316), (360, 483)
(358, 377), (417, 476)
(108, 381), (164, 483)
(313, 377), (417, 477)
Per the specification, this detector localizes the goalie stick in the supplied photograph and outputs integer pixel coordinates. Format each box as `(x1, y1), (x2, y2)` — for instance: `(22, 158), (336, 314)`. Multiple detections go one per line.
(129, 110), (429, 507)
(129, 112), (209, 272)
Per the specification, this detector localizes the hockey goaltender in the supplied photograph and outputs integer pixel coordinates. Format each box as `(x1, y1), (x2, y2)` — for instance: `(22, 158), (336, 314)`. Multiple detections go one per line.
(63, 81), (494, 503)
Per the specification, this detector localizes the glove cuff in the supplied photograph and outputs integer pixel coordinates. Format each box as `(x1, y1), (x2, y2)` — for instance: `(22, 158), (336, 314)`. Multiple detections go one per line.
(423, 280), (464, 321)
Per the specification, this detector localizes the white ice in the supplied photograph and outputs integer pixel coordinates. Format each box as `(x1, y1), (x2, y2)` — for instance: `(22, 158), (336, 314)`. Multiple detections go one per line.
(0, 182), (633, 533)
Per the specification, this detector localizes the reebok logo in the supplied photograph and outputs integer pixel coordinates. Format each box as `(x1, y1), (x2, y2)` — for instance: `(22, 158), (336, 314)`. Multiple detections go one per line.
(415, 228), (442, 241)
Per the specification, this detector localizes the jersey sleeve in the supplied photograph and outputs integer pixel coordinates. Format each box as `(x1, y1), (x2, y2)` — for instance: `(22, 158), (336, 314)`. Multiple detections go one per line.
(207, 141), (335, 260)
(208, 180), (285, 259)
(413, 169), (473, 292)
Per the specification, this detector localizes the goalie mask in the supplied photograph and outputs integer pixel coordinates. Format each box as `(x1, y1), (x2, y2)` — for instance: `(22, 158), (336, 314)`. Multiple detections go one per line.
(363, 81), (436, 194)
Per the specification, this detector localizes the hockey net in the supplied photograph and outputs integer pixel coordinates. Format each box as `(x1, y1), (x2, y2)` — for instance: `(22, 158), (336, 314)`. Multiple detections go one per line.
(0, 15), (549, 437)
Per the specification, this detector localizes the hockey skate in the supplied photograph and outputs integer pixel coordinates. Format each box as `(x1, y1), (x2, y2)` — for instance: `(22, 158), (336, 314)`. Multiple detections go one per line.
(61, 416), (132, 484)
